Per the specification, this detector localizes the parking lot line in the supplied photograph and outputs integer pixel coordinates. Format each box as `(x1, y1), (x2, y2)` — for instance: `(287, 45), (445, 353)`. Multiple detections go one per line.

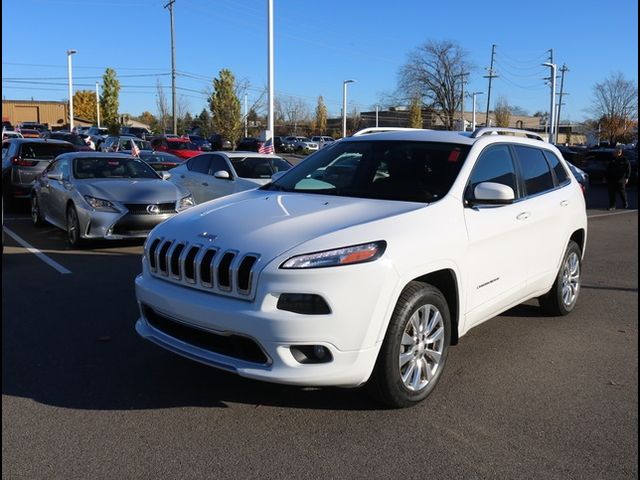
(587, 209), (638, 219)
(3, 226), (72, 275)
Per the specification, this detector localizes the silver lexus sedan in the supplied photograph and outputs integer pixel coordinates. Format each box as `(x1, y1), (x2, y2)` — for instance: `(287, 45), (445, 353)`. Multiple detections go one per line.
(31, 152), (194, 246)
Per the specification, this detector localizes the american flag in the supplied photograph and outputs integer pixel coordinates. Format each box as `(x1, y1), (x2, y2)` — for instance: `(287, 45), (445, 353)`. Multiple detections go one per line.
(130, 139), (141, 157)
(258, 137), (274, 154)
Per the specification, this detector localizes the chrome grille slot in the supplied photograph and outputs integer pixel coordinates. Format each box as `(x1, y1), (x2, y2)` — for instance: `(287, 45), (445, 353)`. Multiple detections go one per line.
(157, 240), (172, 275)
(148, 238), (161, 271)
(170, 243), (185, 278)
(237, 255), (258, 294)
(199, 249), (217, 287)
(217, 251), (237, 291)
(183, 246), (200, 283)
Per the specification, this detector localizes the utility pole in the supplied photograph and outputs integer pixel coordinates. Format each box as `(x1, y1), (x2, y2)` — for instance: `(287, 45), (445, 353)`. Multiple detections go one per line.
(164, 0), (177, 135)
(95, 81), (101, 127)
(543, 50), (557, 144)
(484, 44), (497, 126)
(244, 94), (248, 137)
(555, 64), (568, 143)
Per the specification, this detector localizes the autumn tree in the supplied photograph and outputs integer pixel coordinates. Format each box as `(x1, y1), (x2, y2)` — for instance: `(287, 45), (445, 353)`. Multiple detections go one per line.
(591, 72), (638, 145)
(72, 90), (97, 122)
(494, 97), (512, 127)
(209, 69), (242, 147)
(100, 68), (120, 133)
(409, 96), (423, 128)
(399, 39), (473, 130)
(314, 96), (328, 134)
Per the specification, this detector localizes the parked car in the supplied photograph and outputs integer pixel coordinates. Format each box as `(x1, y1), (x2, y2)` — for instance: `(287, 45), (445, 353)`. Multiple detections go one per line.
(567, 162), (589, 196)
(188, 135), (212, 152)
(19, 122), (49, 134)
(2, 131), (23, 140)
(582, 149), (616, 185)
(168, 152), (292, 204)
(150, 136), (202, 159)
(139, 151), (183, 171)
(236, 137), (264, 152)
(19, 129), (42, 138)
(2, 121), (13, 131)
(101, 136), (151, 153)
(120, 126), (152, 140)
(2, 138), (76, 198)
(31, 152), (194, 246)
(87, 126), (109, 149)
(135, 127), (587, 408)
(43, 132), (93, 151)
(274, 136), (294, 153)
(283, 136), (319, 153)
(311, 136), (336, 149)
(208, 134), (233, 151)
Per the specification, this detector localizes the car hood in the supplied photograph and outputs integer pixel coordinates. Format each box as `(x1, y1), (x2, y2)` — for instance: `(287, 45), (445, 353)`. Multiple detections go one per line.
(77, 178), (189, 203)
(149, 189), (426, 260)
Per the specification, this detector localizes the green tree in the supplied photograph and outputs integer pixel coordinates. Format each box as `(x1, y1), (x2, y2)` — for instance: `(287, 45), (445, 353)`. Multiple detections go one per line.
(208, 69), (242, 147)
(72, 90), (97, 122)
(136, 111), (156, 128)
(192, 108), (212, 137)
(314, 96), (328, 134)
(100, 68), (120, 133)
(409, 96), (422, 128)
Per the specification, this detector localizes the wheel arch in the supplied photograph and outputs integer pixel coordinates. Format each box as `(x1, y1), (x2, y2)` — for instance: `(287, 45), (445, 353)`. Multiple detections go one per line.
(570, 228), (586, 257)
(411, 269), (460, 345)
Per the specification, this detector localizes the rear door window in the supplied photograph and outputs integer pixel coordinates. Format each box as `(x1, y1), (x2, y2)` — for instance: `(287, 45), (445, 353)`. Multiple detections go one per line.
(514, 146), (555, 196)
(542, 150), (570, 185)
(232, 157), (275, 178)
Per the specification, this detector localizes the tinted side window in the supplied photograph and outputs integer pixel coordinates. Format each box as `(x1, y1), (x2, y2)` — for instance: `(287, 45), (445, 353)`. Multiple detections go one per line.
(188, 155), (211, 174)
(543, 150), (569, 185)
(209, 155), (231, 176)
(468, 145), (517, 194)
(514, 146), (555, 196)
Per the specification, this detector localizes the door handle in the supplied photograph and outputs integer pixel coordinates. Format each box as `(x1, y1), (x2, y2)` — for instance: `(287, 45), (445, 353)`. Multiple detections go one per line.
(202, 182), (209, 187)
(516, 212), (530, 221)
(560, 200), (569, 207)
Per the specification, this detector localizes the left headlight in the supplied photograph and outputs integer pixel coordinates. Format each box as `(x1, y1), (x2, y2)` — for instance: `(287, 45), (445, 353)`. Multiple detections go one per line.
(280, 241), (387, 269)
(176, 194), (195, 211)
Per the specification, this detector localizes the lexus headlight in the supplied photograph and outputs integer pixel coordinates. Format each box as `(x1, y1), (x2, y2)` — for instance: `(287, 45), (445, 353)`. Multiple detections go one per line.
(281, 241), (386, 269)
(177, 194), (195, 211)
(84, 195), (118, 212)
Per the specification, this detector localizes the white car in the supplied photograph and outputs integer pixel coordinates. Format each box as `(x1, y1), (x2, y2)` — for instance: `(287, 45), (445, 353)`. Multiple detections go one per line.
(168, 151), (292, 204)
(135, 127), (587, 408)
(284, 136), (319, 153)
(311, 136), (336, 149)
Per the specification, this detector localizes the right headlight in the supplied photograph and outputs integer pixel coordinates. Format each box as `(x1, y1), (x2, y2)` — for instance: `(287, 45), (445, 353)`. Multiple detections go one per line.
(84, 195), (119, 212)
(280, 241), (386, 269)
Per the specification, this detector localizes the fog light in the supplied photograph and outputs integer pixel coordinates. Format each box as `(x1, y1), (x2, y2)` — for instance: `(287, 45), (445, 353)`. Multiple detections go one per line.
(290, 345), (333, 364)
(277, 293), (331, 315)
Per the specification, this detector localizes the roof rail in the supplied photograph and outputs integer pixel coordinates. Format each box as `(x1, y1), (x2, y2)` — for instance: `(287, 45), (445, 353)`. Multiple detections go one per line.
(471, 127), (545, 142)
(351, 127), (428, 137)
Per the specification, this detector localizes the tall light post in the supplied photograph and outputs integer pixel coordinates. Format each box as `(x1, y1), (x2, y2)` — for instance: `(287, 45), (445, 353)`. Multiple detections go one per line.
(66, 49), (77, 131)
(95, 81), (101, 128)
(342, 79), (355, 138)
(471, 91), (483, 131)
(542, 61), (557, 144)
(266, 0), (274, 144)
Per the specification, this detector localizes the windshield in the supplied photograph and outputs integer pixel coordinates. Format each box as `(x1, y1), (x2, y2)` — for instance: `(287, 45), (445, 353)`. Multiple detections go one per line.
(262, 140), (470, 203)
(73, 157), (159, 179)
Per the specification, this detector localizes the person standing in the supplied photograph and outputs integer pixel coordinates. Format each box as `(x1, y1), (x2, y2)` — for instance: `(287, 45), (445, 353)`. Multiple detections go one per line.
(606, 147), (631, 210)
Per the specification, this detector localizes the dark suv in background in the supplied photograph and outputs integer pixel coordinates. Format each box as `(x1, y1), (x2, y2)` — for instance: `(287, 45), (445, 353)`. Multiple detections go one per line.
(120, 126), (152, 140)
(236, 137), (264, 152)
(208, 133), (232, 151)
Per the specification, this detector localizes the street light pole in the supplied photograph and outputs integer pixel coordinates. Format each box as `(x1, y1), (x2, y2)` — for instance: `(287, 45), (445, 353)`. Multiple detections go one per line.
(95, 81), (101, 128)
(164, 0), (177, 135)
(267, 0), (274, 143)
(471, 91), (483, 131)
(66, 50), (77, 131)
(542, 62), (557, 144)
(342, 79), (355, 138)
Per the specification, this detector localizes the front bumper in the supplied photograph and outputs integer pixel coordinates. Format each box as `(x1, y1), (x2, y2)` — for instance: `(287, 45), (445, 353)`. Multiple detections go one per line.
(135, 259), (398, 387)
(78, 208), (175, 240)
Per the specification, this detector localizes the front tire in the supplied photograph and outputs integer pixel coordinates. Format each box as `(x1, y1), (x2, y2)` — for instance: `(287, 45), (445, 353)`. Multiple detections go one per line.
(367, 282), (451, 408)
(66, 205), (83, 248)
(539, 240), (582, 316)
(31, 194), (45, 227)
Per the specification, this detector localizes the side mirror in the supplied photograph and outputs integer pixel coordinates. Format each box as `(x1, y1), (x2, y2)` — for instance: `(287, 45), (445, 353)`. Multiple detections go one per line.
(160, 171), (171, 180)
(213, 170), (231, 180)
(469, 182), (515, 205)
(47, 172), (64, 181)
(271, 171), (286, 182)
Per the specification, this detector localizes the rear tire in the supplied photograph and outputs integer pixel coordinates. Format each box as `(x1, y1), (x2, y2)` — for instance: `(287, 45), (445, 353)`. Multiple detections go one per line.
(539, 240), (582, 316)
(367, 281), (451, 408)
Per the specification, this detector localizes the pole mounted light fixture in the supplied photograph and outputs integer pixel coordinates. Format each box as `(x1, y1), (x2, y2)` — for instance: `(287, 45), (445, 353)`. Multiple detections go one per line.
(542, 62), (557, 144)
(342, 79), (356, 138)
(67, 49), (77, 132)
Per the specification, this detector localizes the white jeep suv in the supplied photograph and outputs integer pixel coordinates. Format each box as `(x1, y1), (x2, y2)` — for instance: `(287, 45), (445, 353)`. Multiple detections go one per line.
(135, 128), (587, 408)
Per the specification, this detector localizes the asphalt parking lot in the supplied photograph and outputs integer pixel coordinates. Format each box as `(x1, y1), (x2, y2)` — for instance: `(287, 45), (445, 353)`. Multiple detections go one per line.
(2, 185), (638, 480)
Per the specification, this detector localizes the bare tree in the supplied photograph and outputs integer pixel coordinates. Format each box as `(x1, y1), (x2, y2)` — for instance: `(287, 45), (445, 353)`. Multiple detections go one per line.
(494, 97), (512, 127)
(398, 40), (473, 130)
(591, 72), (638, 145)
(156, 79), (169, 134)
(278, 96), (310, 135)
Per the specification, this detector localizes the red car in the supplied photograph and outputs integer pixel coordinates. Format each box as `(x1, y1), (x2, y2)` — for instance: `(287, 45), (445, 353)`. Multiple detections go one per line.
(150, 136), (201, 159)
(19, 129), (41, 138)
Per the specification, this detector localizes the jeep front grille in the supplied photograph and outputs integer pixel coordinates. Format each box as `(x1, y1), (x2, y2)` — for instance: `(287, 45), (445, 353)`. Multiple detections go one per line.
(146, 238), (260, 299)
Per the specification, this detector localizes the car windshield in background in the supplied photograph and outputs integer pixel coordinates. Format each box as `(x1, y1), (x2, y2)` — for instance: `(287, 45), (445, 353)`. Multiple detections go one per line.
(231, 156), (291, 179)
(50, 134), (86, 146)
(168, 141), (196, 150)
(73, 157), (159, 179)
(263, 140), (470, 203)
(120, 139), (150, 149)
(21, 142), (75, 159)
